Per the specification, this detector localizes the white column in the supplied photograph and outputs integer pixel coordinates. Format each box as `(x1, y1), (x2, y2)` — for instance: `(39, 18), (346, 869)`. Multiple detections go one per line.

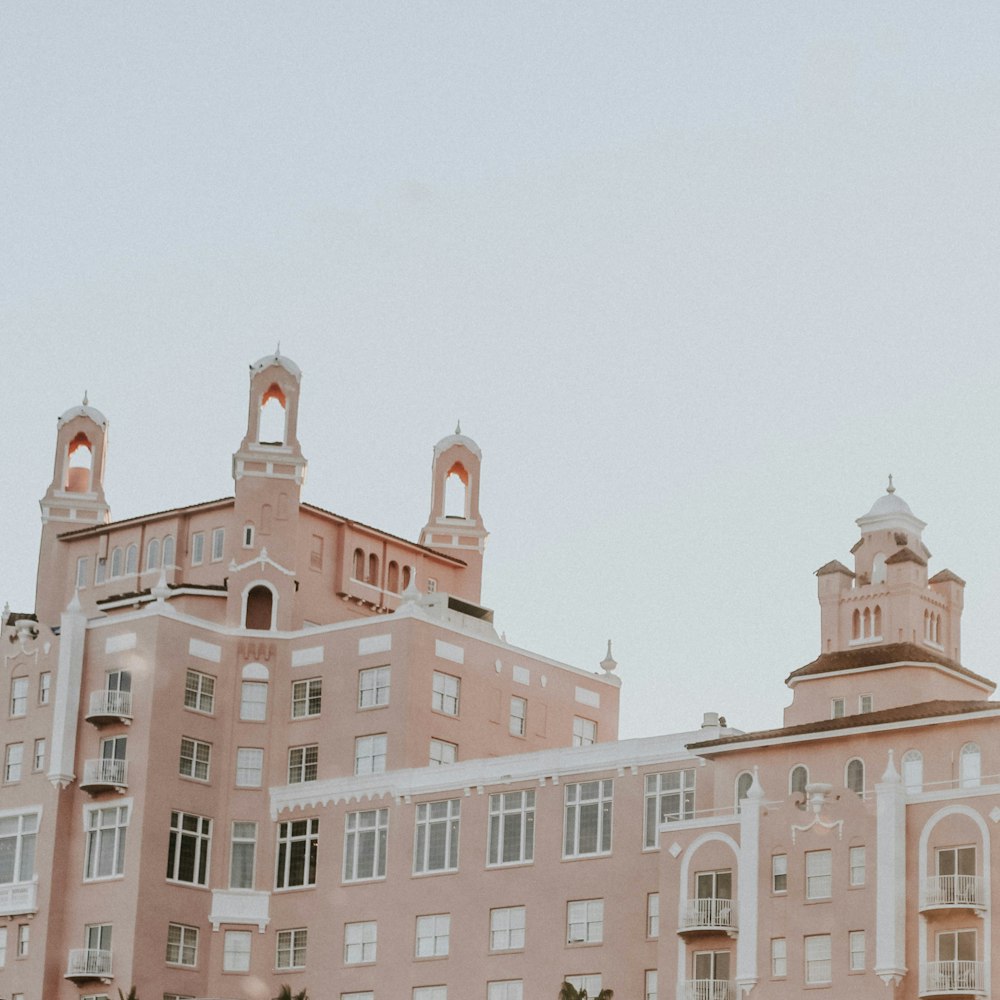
(47, 591), (87, 788)
(736, 767), (763, 994)
(875, 750), (907, 986)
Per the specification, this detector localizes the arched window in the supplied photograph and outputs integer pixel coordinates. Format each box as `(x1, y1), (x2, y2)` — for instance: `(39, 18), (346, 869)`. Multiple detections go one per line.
(353, 548), (365, 581)
(387, 561), (399, 593)
(110, 547), (123, 578)
(862, 607), (872, 638)
(368, 553), (379, 587)
(402, 565), (412, 591)
(871, 552), (887, 585)
(736, 771), (753, 809)
(125, 544), (138, 575)
(935, 614), (942, 644)
(902, 750), (923, 793)
(846, 758), (865, 795)
(146, 538), (161, 571)
(852, 609), (861, 640)
(258, 383), (286, 445)
(790, 765), (809, 795)
(444, 462), (468, 518)
(924, 609), (931, 639)
(65, 432), (93, 492)
(960, 742), (981, 789)
(162, 535), (175, 567)
(245, 585), (274, 630)
(873, 605), (882, 636)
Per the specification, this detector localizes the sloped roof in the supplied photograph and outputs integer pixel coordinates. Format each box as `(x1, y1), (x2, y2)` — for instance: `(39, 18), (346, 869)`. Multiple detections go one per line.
(815, 560), (854, 577)
(785, 641), (993, 689)
(688, 699), (1000, 751)
(885, 546), (927, 566)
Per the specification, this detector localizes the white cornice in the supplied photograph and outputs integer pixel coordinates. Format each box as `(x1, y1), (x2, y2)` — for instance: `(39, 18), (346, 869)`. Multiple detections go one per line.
(788, 659), (994, 694)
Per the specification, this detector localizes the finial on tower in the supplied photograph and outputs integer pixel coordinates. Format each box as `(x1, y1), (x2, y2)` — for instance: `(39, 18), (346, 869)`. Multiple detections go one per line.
(455, 420), (461, 435)
(886, 474), (895, 494)
(82, 390), (89, 406)
(275, 341), (281, 356)
(600, 639), (618, 673)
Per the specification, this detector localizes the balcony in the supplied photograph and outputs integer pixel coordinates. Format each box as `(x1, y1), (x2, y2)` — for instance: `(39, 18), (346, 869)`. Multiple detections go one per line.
(920, 961), (985, 997)
(65, 948), (113, 983)
(79, 758), (128, 794)
(0, 880), (38, 916)
(678, 897), (738, 936)
(684, 980), (736, 1000)
(209, 889), (271, 931)
(921, 875), (986, 913)
(86, 689), (133, 726)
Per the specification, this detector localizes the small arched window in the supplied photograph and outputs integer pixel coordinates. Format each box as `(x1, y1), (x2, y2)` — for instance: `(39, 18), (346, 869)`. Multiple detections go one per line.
(852, 609), (861, 640)
(146, 538), (161, 571)
(924, 609), (930, 639)
(162, 535), (175, 568)
(245, 584), (274, 630)
(65, 432), (94, 492)
(353, 548), (365, 581)
(846, 758), (865, 795)
(258, 383), (287, 445)
(125, 544), (138, 575)
(862, 607), (872, 638)
(736, 771), (753, 809)
(368, 553), (379, 587)
(402, 565), (413, 591)
(871, 552), (887, 585)
(960, 742), (981, 789)
(790, 765), (809, 795)
(110, 547), (123, 578)
(387, 561), (399, 593)
(873, 605), (882, 636)
(935, 614), (942, 644)
(902, 750), (923, 793)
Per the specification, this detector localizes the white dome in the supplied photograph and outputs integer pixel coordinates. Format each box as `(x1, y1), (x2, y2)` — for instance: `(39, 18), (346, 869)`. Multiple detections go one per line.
(250, 351), (301, 379)
(856, 481), (926, 535)
(57, 402), (107, 428)
(861, 491), (914, 520)
(433, 422), (482, 459)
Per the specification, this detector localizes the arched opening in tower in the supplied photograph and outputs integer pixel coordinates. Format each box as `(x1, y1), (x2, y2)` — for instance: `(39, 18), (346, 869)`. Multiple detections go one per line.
(245, 585), (274, 630)
(66, 432), (94, 492)
(259, 384), (287, 445)
(444, 463), (468, 518)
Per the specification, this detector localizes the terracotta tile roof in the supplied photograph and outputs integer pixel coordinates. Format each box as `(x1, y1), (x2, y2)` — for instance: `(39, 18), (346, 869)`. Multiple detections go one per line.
(784, 641), (993, 689)
(96, 582), (227, 605)
(58, 498), (235, 537)
(929, 568), (966, 586)
(885, 546), (927, 566)
(815, 560), (854, 577)
(688, 698), (1000, 750)
(4, 611), (37, 627)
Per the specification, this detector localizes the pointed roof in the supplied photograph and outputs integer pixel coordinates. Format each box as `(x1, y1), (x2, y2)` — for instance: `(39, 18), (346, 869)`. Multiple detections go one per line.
(884, 547), (927, 567)
(815, 559), (854, 577)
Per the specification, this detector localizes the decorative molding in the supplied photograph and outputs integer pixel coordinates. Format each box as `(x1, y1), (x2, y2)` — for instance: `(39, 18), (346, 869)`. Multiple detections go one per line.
(229, 547), (295, 577)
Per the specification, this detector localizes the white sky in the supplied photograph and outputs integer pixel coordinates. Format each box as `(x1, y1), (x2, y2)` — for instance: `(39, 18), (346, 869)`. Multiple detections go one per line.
(3, 4), (1000, 740)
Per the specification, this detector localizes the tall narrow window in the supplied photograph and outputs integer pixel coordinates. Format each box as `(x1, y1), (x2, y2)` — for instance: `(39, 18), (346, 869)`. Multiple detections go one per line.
(4, 744), (23, 783)
(563, 779), (613, 858)
(191, 532), (205, 566)
(275, 818), (318, 889)
(211, 527), (225, 562)
(644, 769), (695, 846)
(167, 812), (211, 886)
(240, 680), (268, 721)
(960, 742), (981, 788)
(509, 696), (527, 736)
(245, 585), (273, 629)
(353, 548), (365, 580)
(387, 561), (400, 593)
(235, 748), (264, 787)
(646, 892), (659, 937)
(790, 765), (808, 795)
(367, 552), (380, 586)
(849, 846), (866, 886)
(344, 808), (388, 881)
(38, 672), (51, 706)
(76, 556), (89, 589)
(413, 799), (460, 874)
(487, 790), (535, 866)
(110, 546), (123, 577)
(84, 804), (129, 880)
(125, 544), (138, 574)
(162, 535), (175, 567)
(772, 854), (788, 893)
(223, 930), (252, 972)
(771, 937), (787, 977)
(229, 822), (257, 890)
(10, 677), (28, 717)
(849, 929), (866, 969)
(146, 537), (161, 571)
(902, 749), (923, 793)
(806, 850), (832, 899)
(846, 758), (865, 795)
(805, 935), (832, 983)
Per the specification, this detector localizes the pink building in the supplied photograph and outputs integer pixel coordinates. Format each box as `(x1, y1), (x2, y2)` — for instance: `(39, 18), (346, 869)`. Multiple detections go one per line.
(2, 352), (997, 1000)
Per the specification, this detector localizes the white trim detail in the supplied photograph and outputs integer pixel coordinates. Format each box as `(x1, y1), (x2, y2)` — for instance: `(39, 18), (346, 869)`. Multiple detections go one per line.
(875, 751), (907, 986)
(575, 686), (600, 708)
(240, 579), (278, 631)
(291, 646), (324, 668)
(228, 547), (295, 577)
(787, 659), (993, 694)
(104, 632), (136, 654)
(435, 639), (464, 664)
(359, 634), (391, 656)
(189, 638), (222, 663)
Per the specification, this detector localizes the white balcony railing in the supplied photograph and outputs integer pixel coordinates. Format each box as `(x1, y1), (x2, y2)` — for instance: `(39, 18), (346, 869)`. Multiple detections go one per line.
(81, 758), (128, 789)
(684, 980), (736, 1000)
(681, 897), (737, 931)
(0, 880), (38, 916)
(87, 689), (133, 721)
(922, 875), (986, 910)
(65, 947), (113, 980)
(921, 961), (985, 995)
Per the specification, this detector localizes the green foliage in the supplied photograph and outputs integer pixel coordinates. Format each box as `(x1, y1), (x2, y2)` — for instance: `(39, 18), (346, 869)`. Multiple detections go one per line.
(274, 986), (309, 1000)
(558, 984), (613, 1000)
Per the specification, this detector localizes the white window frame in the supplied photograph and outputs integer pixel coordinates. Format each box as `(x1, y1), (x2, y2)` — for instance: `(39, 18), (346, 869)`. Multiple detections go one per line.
(567, 898), (603, 944)
(167, 811), (211, 886)
(240, 680), (268, 722)
(647, 892), (659, 937)
(191, 531), (205, 565)
(509, 696), (526, 736)
(38, 672), (51, 706)
(84, 803), (130, 881)
(771, 937), (787, 977)
(276, 927), (307, 970)
(831, 697), (846, 719)
(805, 933), (832, 984)
(288, 744), (318, 783)
(76, 555), (89, 589)
(275, 817), (318, 889)
(850, 845), (866, 887)
(565, 975), (602, 995)
(849, 929), (865, 971)
(772, 853), (788, 893)
(179, 737), (211, 782)
(0, 810), (39, 885)
(806, 849), (832, 900)
(17, 922), (29, 957)
(32, 738), (45, 772)
(487, 983), (523, 1000)
(4, 744), (23, 784)
(432, 671), (460, 716)
(487, 789), (535, 866)
(413, 799), (460, 874)
(184, 669), (215, 714)
(859, 693), (874, 713)
(415, 913), (450, 957)
(166, 923), (198, 967)
(429, 738), (457, 767)
(644, 769), (695, 847)
(235, 748), (264, 788)
(489, 906), (525, 951)
(292, 678), (322, 718)
(0, 926), (6, 966)
(10, 677), (27, 718)
(344, 920), (377, 964)
(572, 716), (597, 746)
(344, 808), (388, 882)
(413, 989), (447, 1000)
(563, 779), (613, 858)
(229, 821), (257, 890)
(354, 733), (386, 775)
(358, 666), (390, 708)
(645, 970), (657, 1000)
(211, 527), (225, 562)
(223, 929), (252, 972)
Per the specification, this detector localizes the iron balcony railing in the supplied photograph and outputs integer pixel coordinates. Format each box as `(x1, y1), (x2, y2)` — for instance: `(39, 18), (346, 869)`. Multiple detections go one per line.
(922, 875), (986, 909)
(87, 689), (133, 721)
(65, 948), (113, 979)
(681, 897), (737, 931)
(921, 960), (985, 995)
(684, 980), (736, 1000)
(81, 758), (128, 789)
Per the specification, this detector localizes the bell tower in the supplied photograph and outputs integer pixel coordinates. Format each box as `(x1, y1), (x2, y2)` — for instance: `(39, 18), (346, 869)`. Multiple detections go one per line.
(419, 424), (488, 601)
(229, 350), (308, 630)
(36, 396), (112, 618)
